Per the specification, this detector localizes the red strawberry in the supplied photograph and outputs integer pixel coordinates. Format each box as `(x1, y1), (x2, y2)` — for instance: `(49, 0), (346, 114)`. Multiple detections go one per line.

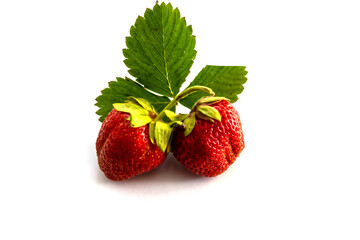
(172, 99), (244, 177)
(96, 108), (166, 181)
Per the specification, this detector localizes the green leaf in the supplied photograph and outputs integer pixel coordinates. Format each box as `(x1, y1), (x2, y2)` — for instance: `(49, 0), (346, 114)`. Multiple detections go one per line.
(154, 121), (172, 152)
(180, 66), (248, 109)
(95, 77), (171, 122)
(123, 2), (196, 97)
(196, 105), (221, 121)
(183, 113), (196, 136)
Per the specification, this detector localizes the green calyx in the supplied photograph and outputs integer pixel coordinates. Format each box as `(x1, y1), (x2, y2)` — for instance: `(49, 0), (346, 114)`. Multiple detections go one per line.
(183, 113), (196, 136)
(127, 96), (157, 113)
(180, 96), (225, 136)
(198, 96), (229, 104)
(164, 110), (187, 127)
(196, 105), (221, 122)
(154, 121), (172, 153)
(149, 86), (214, 151)
(113, 98), (156, 128)
(113, 86), (215, 153)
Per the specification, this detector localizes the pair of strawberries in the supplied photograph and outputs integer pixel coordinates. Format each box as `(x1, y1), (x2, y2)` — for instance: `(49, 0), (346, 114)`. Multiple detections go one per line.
(96, 98), (244, 181)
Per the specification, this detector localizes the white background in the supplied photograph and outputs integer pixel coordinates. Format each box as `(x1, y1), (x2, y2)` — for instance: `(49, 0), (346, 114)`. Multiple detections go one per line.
(1, 0), (359, 239)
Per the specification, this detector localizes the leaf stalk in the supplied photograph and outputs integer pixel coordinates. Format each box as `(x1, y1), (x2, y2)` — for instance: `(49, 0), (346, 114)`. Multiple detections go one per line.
(153, 86), (214, 122)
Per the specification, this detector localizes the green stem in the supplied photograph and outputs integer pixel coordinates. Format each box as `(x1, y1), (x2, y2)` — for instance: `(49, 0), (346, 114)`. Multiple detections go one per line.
(153, 86), (214, 122)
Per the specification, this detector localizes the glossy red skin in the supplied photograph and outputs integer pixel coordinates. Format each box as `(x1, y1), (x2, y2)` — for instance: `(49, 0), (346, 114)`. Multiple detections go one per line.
(172, 100), (244, 177)
(96, 109), (166, 181)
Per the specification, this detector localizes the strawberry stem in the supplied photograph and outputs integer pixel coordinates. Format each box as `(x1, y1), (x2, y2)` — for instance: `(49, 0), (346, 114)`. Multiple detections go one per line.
(153, 86), (214, 122)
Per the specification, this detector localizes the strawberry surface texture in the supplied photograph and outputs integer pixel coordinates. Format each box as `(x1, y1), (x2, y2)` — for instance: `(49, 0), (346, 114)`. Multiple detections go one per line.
(172, 100), (244, 177)
(96, 109), (166, 181)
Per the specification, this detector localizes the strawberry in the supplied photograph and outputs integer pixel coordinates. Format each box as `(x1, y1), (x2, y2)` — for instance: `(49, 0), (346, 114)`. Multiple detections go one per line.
(96, 99), (168, 181)
(172, 99), (244, 177)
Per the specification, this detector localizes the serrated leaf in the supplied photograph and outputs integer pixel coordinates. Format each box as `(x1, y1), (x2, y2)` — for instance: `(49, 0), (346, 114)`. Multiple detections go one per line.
(180, 66), (248, 109)
(123, 2), (196, 97)
(154, 121), (172, 152)
(183, 113), (196, 136)
(95, 77), (171, 122)
(196, 105), (221, 121)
